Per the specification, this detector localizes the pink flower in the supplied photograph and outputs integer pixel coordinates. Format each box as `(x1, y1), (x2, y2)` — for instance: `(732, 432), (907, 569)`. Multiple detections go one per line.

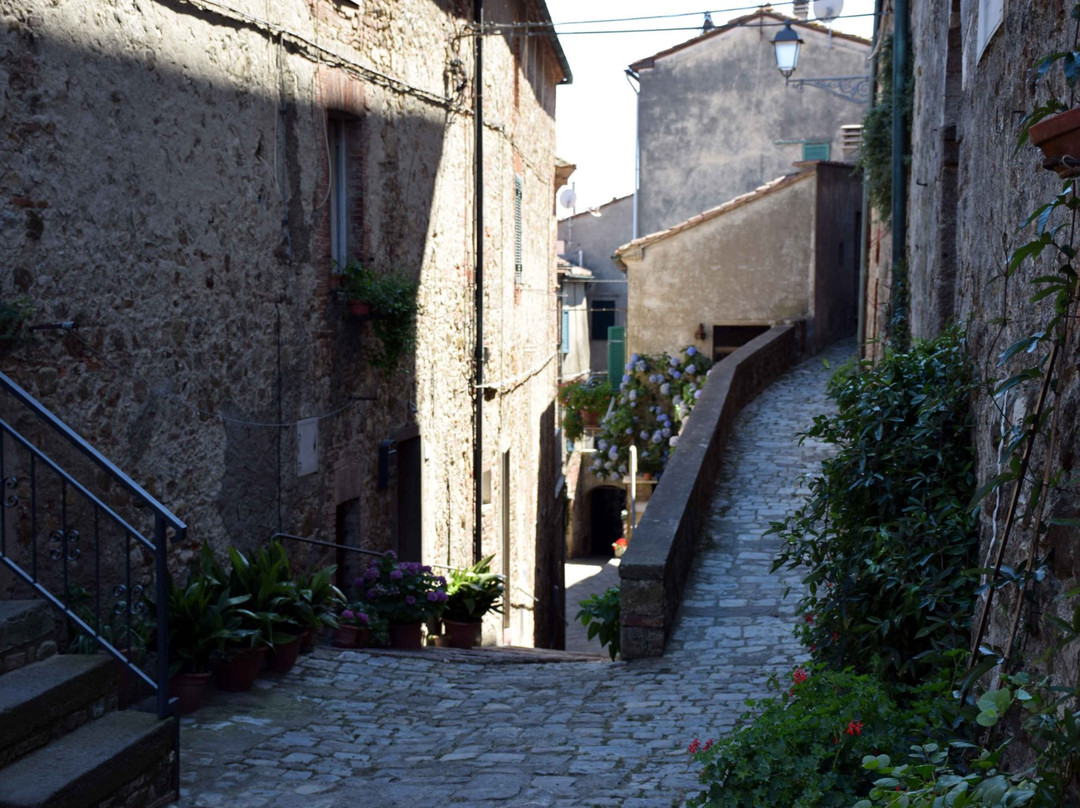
(792, 668), (809, 685)
(845, 720), (864, 736)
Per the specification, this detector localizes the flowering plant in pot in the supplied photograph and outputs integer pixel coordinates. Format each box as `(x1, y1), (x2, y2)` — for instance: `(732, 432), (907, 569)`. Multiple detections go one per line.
(341, 260), (420, 371)
(590, 345), (714, 481)
(358, 552), (447, 648)
(441, 554), (504, 649)
(333, 606), (371, 648)
(612, 537), (628, 558)
(1021, 7), (1080, 177)
(559, 378), (613, 441)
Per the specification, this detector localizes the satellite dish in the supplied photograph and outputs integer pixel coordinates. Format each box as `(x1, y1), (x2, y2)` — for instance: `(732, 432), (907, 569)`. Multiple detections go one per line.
(813, 0), (843, 21)
(559, 187), (577, 210)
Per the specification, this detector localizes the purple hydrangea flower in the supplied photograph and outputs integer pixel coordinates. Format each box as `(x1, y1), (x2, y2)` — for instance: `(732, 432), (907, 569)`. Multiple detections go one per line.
(405, 595), (416, 605)
(390, 569), (403, 581)
(686, 346), (697, 356)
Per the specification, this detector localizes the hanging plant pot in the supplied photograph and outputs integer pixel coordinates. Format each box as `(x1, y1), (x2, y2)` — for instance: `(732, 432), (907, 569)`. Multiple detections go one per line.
(1029, 106), (1080, 178)
(349, 299), (373, 316)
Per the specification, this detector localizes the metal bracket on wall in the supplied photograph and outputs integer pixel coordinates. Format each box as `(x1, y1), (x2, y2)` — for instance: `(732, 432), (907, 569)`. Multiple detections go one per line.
(786, 75), (870, 104)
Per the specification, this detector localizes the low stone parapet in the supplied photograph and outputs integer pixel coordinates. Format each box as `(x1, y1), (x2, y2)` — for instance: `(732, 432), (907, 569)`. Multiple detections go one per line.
(618, 325), (799, 659)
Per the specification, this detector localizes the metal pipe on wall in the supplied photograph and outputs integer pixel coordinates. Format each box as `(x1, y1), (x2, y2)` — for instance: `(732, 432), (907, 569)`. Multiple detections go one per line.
(473, 0), (485, 565)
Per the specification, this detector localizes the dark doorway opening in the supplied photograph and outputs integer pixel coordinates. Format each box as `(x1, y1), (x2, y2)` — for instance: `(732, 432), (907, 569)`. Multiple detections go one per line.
(396, 436), (422, 561)
(712, 324), (770, 360)
(589, 486), (625, 556)
(335, 498), (364, 594)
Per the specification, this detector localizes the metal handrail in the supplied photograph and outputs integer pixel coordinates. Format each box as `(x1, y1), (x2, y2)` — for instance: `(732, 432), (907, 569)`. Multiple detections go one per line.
(0, 371), (185, 719)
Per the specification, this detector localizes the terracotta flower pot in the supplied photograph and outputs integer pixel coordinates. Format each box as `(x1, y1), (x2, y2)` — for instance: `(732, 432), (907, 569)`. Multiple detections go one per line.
(442, 619), (481, 649)
(1029, 106), (1080, 177)
(355, 627), (372, 649)
(388, 621), (423, 650)
(349, 299), (372, 316)
(216, 646), (266, 692)
(332, 624), (360, 648)
(169, 671), (211, 715)
(266, 637), (303, 674)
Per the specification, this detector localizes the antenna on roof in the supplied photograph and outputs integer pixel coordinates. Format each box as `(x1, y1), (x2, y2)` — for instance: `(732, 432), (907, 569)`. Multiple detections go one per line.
(702, 12), (715, 33)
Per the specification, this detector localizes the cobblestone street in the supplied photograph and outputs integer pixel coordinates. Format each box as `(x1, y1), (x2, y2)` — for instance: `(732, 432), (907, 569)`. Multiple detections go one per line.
(178, 342), (850, 808)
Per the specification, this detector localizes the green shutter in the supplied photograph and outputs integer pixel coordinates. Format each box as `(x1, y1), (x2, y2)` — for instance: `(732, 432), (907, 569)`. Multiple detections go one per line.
(561, 309), (570, 354)
(802, 141), (831, 161)
(607, 326), (625, 383)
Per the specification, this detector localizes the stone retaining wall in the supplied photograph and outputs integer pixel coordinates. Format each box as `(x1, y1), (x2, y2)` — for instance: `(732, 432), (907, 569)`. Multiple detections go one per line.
(618, 325), (798, 659)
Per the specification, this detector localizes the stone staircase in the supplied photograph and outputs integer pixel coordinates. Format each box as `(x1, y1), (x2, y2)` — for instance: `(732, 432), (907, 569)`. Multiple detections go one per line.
(0, 600), (178, 808)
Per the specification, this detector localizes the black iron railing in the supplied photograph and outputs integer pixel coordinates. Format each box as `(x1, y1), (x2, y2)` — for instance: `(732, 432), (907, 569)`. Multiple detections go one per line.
(0, 371), (185, 718)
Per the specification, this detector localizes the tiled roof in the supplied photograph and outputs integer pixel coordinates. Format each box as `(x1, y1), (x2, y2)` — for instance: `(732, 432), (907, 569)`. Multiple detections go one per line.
(628, 8), (870, 72)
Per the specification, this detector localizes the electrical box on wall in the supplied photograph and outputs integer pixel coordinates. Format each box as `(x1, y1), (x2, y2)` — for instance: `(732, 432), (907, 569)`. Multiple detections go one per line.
(297, 418), (318, 477)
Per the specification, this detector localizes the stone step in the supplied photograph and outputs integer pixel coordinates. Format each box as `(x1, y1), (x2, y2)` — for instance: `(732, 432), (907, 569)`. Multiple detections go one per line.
(0, 654), (119, 768)
(0, 710), (177, 808)
(358, 644), (605, 664)
(0, 600), (57, 674)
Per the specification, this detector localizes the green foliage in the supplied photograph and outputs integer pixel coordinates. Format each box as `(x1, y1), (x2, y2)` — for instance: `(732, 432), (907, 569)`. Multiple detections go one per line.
(559, 378), (613, 441)
(0, 296), (34, 347)
(1018, 5), (1080, 150)
(576, 585), (620, 660)
(342, 260), (420, 371)
(164, 558), (253, 675)
(854, 744), (1038, 807)
(771, 329), (978, 684)
(686, 666), (913, 808)
(858, 36), (913, 224)
(443, 554), (504, 623)
(590, 346), (713, 479)
(295, 563), (346, 631)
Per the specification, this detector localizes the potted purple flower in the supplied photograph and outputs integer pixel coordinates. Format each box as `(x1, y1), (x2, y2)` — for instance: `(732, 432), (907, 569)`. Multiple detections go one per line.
(358, 552), (448, 649)
(332, 607), (371, 648)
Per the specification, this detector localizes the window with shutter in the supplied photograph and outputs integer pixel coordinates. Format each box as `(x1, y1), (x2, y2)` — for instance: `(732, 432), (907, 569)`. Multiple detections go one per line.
(802, 141), (831, 162)
(561, 308), (570, 354)
(514, 175), (523, 285)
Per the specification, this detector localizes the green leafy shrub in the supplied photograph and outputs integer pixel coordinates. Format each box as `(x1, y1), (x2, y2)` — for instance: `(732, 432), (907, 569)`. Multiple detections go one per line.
(687, 666), (913, 808)
(342, 260), (420, 371)
(590, 346), (714, 479)
(771, 329), (978, 684)
(576, 585), (620, 660)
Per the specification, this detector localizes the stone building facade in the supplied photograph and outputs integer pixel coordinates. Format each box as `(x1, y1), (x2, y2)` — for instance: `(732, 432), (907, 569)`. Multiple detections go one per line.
(899, 2), (1080, 684)
(0, 0), (569, 647)
(631, 8), (869, 238)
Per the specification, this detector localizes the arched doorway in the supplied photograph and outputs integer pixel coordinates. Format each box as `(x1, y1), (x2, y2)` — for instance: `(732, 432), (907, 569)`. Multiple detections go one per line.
(589, 486), (625, 556)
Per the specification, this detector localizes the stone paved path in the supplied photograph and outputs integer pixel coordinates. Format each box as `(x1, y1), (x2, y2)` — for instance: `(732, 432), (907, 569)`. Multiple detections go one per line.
(177, 342), (851, 808)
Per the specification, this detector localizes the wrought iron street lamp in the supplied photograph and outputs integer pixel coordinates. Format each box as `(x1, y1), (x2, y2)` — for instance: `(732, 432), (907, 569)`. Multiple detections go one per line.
(771, 21), (869, 105)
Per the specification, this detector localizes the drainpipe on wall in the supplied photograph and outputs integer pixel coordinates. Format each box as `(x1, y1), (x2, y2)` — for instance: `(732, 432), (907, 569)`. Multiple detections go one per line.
(891, 0), (908, 284)
(625, 68), (640, 240)
(856, 0), (883, 361)
(473, 0), (485, 565)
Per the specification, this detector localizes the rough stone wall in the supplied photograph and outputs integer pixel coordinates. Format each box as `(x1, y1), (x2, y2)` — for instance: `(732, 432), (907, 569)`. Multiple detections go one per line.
(0, 0), (562, 646)
(620, 172), (817, 359)
(635, 13), (869, 237)
(909, 4), (1080, 685)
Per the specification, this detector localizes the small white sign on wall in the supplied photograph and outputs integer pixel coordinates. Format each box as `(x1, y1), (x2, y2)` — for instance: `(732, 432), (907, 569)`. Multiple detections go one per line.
(297, 418), (318, 477)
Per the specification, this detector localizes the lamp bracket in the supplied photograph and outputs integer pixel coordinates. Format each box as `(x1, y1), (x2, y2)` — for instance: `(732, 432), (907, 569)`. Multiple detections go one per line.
(786, 75), (870, 104)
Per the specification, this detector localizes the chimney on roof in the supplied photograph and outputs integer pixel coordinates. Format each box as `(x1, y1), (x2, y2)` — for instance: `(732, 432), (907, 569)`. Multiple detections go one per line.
(792, 1), (809, 19)
(702, 11), (715, 33)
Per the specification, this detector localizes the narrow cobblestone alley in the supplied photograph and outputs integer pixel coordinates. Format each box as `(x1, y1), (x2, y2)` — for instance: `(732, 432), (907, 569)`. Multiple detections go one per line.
(178, 341), (852, 808)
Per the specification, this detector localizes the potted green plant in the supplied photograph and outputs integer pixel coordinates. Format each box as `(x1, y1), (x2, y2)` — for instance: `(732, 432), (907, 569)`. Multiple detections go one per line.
(1022, 8), (1080, 177)
(0, 296), (34, 352)
(342, 260), (420, 371)
(295, 564), (346, 652)
(163, 563), (251, 713)
(441, 554), (504, 649)
(576, 585), (621, 661)
(559, 378), (613, 441)
(357, 551), (447, 649)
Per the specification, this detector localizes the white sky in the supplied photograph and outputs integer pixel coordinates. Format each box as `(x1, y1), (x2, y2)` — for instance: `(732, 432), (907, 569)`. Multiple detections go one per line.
(547, 1), (877, 214)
